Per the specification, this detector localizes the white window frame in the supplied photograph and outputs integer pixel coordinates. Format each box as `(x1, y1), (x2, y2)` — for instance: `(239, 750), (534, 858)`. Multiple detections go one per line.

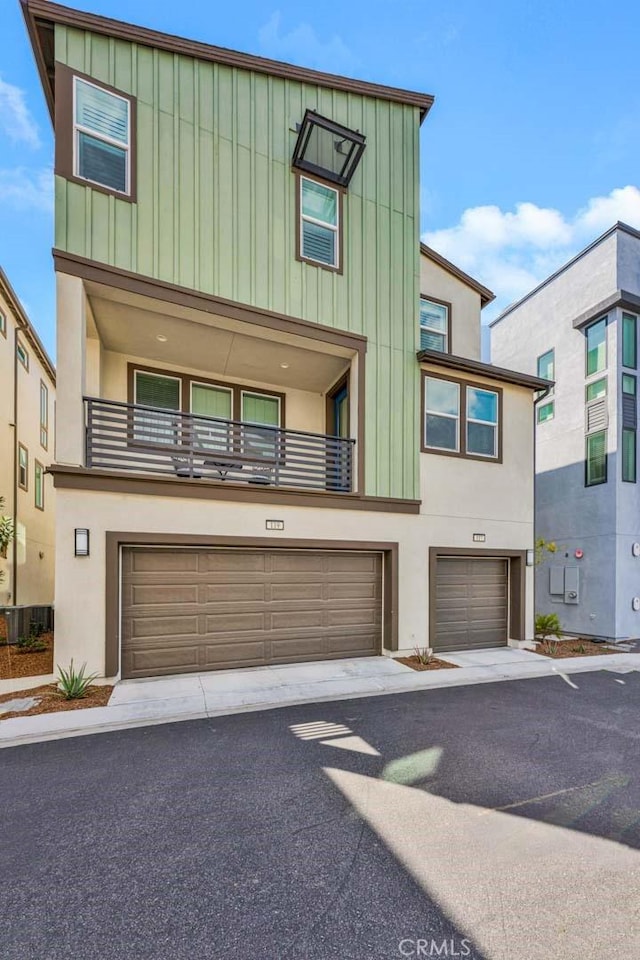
(190, 381), (234, 420)
(133, 369), (182, 445)
(17, 341), (29, 371)
(133, 369), (182, 410)
(240, 390), (282, 426)
(299, 176), (340, 269)
(73, 76), (131, 196)
(40, 380), (49, 449)
(0, 309), (5, 338)
(34, 461), (45, 510)
(424, 377), (460, 453)
(420, 298), (449, 353)
(466, 386), (499, 459)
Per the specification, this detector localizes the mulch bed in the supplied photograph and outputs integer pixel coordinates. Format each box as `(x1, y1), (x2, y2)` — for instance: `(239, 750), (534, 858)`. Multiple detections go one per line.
(0, 632), (54, 680)
(0, 616), (7, 641)
(528, 638), (619, 659)
(0, 683), (114, 721)
(397, 655), (459, 671)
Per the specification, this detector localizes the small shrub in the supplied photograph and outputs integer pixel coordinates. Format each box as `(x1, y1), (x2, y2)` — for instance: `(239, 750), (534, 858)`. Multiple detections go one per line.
(572, 643), (586, 654)
(414, 645), (435, 665)
(540, 639), (560, 657)
(15, 634), (47, 654)
(57, 660), (99, 700)
(535, 612), (563, 642)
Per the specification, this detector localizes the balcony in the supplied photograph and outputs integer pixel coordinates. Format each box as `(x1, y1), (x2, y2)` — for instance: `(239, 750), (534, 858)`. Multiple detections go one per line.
(85, 397), (355, 493)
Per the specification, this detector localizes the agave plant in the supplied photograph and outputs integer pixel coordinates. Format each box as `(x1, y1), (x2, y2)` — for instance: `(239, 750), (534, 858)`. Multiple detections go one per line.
(57, 660), (99, 700)
(414, 645), (435, 665)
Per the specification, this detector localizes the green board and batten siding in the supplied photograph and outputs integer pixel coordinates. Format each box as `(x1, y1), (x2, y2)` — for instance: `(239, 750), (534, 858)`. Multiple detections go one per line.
(54, 26), (422, 500)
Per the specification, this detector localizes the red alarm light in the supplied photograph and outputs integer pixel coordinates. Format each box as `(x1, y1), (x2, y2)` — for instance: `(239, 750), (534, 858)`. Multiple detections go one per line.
(575, 549), (584, 560)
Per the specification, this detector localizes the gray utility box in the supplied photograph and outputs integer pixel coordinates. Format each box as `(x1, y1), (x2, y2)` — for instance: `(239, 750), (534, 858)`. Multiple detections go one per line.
(0, 605), (54, 644)
(549, 566), (580, 604)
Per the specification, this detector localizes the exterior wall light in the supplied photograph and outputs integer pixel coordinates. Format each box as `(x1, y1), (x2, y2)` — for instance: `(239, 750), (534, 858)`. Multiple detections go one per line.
(74, 528), (90, 557)
(292, 110), (366, 187)
(526, 549), (535, 566)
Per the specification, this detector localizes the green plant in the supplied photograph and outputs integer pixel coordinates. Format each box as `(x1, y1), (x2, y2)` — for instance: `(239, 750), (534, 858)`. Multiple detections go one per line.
(15, 634), (47, 654)
(57, 660), (99, 700)
(0, 496), (14, 585)
(414, 645), (435, 665)
(540, 638), (560, 657)
(535, 612), (563, 641)
(572, 643), (586, 654)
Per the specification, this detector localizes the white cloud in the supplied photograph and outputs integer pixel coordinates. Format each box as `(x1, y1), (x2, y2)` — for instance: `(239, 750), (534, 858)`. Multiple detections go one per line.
(0, 77), (40, 149)
(0, 167), (53, 213)
(258, 12), (358, 75)
(423, 185), (640, 320)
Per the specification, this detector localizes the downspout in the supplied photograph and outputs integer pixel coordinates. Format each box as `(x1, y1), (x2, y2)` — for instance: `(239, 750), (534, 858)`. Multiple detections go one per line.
(11, 315), (29, 606)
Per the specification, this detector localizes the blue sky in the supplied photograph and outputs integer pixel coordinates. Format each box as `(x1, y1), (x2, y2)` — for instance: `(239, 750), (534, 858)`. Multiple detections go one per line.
(2, 0), (640, 360)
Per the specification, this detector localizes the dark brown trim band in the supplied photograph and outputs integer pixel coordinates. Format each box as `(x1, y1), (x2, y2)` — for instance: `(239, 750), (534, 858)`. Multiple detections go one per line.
(49, 465), (421, 513)
(418, 349), (552, 391)
(55, 62), (138, 203)
(428, 547), (527, 647)
(52, 249), (367, 353)
(105, 532), (400, 675)
(420, 243), (495, 307)
(22, 0), (434, 124)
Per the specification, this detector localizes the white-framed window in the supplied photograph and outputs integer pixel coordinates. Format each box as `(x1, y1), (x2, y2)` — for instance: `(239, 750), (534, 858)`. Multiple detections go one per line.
(18, 444), (28, 491)
(299, 176), (340, 269)
(466, 386), (499, 458)
(241, 391), (282, 461)
(133, 369), (182, 444)
(419, 298), (449, 352)
(74, 76), (131, 195)
(17, 341), (29, 371)
(536, 349), (555, 423)
(191, 382), (234, 454)
(34, 461), (45, 510)
(40, 380), (49, 449)
(424, 377), (460, 452)
(0, 309), (5, 338)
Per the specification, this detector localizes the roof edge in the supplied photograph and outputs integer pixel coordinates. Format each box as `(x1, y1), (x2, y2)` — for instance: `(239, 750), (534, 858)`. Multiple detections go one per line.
(419, 243), (495, 307)
(417, 349), (551, 391)
(490, 221), (640, 327)
(0, 266), (56, 383)
(22, 0), (435, 123)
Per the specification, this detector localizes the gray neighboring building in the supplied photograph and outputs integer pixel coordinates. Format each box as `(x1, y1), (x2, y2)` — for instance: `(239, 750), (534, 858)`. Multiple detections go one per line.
(491, 221), (640, 642)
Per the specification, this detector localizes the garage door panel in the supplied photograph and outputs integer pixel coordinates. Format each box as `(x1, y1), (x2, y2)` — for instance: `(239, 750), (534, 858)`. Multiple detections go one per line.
(434, 557), (508, 653)
(270, 582), (324, 602)
(122, 548), (382, 678)
(203, 583), (267, 603)
(129, 616), (200, 639)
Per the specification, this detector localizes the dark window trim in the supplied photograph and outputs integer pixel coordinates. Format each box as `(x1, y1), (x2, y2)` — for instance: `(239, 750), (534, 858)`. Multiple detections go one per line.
(420, 370), (503, 464)
(40, 379), (49, 451)
(622, 428), (637, 483)
(325, 370), (350, 437)
(585, 430), (608, 487)
(54, 62), (137, 203)
(18, 443), (29, 491)
(537, 399), (554, 424)
(536, 348), (555, 393)
(34, 459), (45, 510)
(0, 309), (6, 338)
(294, 171), (344, 275)
(17, 340), (29, 371)
(419, 295), (451, 354)
(585, 315), (608, 378)
(622, 312), (638, 370)
(127, 363), (286, 425)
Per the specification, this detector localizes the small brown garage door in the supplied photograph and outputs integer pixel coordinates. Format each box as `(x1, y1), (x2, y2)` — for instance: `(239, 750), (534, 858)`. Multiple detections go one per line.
(433, 557), (508, 653)
(121, 547), (383, 679)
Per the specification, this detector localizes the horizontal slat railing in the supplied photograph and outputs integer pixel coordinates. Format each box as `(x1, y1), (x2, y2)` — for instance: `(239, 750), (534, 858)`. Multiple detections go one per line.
(84, 397), (355, 492)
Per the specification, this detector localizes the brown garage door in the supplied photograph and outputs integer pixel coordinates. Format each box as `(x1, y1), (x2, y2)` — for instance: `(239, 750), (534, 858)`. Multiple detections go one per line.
(121, 547), (383, 679)
(433, 557), (508, 653)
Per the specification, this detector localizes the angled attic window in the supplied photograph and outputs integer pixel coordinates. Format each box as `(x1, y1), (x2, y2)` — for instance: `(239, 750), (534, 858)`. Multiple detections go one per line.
(292, 110), (366, 188)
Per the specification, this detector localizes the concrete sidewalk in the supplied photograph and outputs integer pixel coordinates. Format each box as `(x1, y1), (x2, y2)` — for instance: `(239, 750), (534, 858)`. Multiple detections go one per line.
(1, 647), (638, 749)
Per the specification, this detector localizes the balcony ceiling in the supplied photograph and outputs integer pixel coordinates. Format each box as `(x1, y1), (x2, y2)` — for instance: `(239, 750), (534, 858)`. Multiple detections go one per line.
(86, 283), (351, 392)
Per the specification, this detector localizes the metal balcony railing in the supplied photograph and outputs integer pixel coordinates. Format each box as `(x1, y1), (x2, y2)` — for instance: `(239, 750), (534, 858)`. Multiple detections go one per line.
(84, 397), (355, 493)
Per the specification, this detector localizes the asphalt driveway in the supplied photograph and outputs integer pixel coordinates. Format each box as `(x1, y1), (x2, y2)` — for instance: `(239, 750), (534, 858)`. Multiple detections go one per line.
(2, 669), (639, 960)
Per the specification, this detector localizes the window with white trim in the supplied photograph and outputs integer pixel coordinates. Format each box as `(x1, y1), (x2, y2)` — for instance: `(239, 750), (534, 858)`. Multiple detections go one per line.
(299, 176), (340, 269)
(424, 377), (460, 452)
(74, 77), (131, 194)
(17, 341), (28, 371)
(0, 309), (5, 338)
(40, 381), (49, 449)
(466, 386), (499, 458)
(419, 298), (449, 352)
